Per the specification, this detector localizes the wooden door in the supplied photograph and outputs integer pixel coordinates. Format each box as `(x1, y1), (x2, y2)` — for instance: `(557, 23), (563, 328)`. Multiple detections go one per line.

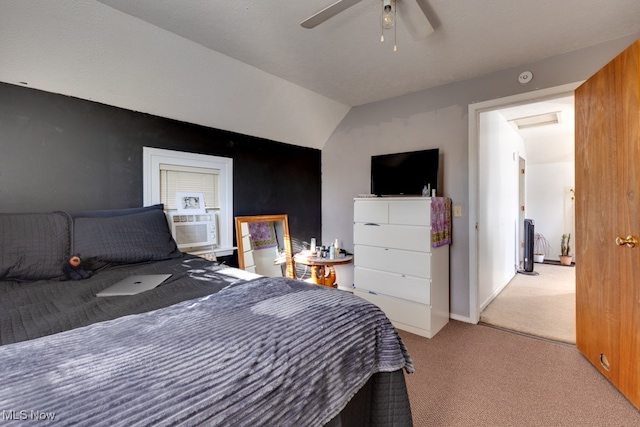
(575, 39), (640, 409)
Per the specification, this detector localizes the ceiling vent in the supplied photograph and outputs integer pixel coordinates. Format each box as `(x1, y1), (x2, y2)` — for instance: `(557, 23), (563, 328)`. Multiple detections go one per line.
(509, 111), (561, 130)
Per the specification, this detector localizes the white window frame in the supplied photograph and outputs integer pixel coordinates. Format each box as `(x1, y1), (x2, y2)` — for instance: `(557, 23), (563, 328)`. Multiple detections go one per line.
(143, 147), (235, 256)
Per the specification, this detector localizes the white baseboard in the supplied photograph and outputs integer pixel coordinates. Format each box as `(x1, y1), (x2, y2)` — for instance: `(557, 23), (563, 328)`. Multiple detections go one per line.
(450, 313), (474, 324)
(478, 273), (513, 313)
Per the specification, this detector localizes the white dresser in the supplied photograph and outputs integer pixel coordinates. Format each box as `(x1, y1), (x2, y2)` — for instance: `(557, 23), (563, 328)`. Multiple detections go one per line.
(353, 197), (449, 338)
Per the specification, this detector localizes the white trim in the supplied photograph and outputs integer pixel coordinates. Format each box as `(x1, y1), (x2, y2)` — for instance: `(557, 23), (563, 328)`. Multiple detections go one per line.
(143, 147), (235, 256)
(467, 82), (582, 324)
(449, 313), (472, 324)
(478, 272), (514, 313)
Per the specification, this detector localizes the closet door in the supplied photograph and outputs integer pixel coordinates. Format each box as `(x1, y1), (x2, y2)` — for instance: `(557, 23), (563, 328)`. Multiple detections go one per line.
(575, 39), (640, 409)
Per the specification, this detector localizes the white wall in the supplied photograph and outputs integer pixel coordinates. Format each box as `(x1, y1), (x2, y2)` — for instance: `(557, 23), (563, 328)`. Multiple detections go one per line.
(477, 111), (525, 308)
(526, 162), (576, 260)
(0, 0), (349, 150)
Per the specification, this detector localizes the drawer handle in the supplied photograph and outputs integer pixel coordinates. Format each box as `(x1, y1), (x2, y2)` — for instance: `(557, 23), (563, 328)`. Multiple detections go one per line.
(364, 223), (380, 226)
(368, 291), (378, 295)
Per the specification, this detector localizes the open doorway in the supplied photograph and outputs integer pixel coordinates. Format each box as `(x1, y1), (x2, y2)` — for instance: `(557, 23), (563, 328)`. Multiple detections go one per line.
(470, 88), (577, 344)
(499, 95), (576, 266)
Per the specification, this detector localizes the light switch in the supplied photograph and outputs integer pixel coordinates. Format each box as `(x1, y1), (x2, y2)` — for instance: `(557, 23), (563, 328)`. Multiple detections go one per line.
(453, 205), (462, 217)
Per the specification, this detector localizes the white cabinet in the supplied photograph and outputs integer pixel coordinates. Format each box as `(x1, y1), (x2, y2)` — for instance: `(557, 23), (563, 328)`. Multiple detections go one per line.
(353, 197), (449, 338)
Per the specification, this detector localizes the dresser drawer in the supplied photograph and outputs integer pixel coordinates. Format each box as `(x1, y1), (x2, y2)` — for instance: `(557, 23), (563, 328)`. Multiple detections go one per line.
(354, 223), (431, 252)
(354, 289), (431, 333)
(354, 266), (431, 305)
(354, 200), (389, 224)
(389, 200), (430, 226)
(354, 245), (431, 278)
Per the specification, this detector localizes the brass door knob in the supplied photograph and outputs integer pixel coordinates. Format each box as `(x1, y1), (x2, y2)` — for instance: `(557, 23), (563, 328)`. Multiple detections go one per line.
(615, 235), (638, 248)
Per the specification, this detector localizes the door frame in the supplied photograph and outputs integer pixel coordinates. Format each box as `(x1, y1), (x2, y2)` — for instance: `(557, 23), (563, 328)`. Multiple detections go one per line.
(518, 155), (526, 268)
(467, 81), (582, 323)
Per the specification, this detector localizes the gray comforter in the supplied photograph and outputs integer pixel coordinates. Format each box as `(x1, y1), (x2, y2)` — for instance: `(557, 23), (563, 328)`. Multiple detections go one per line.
(0, 272), (413, 426)
(0, 256), (246, 345)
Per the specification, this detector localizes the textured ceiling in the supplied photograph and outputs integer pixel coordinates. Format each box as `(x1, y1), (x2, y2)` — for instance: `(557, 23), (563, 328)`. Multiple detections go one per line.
(96, 0), (640, 107)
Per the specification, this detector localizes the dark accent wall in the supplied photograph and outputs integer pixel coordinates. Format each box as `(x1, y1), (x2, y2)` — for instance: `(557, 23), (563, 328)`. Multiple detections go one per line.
(0, 82), (321, 264)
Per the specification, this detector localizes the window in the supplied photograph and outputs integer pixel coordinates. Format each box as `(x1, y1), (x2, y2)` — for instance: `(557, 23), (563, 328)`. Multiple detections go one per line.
(159, 165), (220, 210)
(143, 147), (234, 256)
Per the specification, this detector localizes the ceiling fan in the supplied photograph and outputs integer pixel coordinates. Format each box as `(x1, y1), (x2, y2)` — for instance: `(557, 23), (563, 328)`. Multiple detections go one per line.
(300, 0), (434, 41)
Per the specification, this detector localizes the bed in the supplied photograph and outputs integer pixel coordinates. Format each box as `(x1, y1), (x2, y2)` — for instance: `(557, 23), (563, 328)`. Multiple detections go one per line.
(0, 205), (414, 426)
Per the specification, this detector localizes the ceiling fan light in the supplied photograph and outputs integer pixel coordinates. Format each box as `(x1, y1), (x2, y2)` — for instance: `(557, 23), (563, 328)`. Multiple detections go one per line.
(381, 0), (395, 29)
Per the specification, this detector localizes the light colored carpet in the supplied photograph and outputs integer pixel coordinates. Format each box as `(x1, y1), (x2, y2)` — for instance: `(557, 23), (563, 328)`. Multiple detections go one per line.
(479, 263), (575, 344)
(400, 321), (640, 426)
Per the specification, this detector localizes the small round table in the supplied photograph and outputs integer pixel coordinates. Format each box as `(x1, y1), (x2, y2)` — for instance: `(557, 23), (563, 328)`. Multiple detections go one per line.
(293, 254), (353, 288)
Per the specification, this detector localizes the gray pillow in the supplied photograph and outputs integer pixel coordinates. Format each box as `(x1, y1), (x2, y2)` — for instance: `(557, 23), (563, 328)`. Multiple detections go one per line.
(73, 208), (181, 270)
(0, 212), (71, 281)
(70, 204), (164, 219)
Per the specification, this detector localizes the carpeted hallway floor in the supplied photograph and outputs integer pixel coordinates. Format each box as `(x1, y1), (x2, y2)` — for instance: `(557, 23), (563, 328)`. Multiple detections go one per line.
(479, 262), (575, 344)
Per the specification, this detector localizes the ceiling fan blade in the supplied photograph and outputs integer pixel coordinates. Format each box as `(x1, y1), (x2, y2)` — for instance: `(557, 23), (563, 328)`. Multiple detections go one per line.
(300, 0), (362, 29)
(397, 0), (434, 40)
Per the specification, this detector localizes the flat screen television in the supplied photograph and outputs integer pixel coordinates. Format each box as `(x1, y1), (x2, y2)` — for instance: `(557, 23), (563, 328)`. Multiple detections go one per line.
(371, 149), (440, 196)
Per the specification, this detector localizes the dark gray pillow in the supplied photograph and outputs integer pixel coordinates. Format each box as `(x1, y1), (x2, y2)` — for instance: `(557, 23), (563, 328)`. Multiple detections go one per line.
(73, 208), (181, 270)
(70, 204), (164, 219)
(0, 212), (71, 281)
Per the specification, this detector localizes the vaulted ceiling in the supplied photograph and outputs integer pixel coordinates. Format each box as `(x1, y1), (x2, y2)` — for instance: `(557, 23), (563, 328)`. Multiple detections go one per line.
(3, 1), (639, 152)
(96, 0), (640, 106)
